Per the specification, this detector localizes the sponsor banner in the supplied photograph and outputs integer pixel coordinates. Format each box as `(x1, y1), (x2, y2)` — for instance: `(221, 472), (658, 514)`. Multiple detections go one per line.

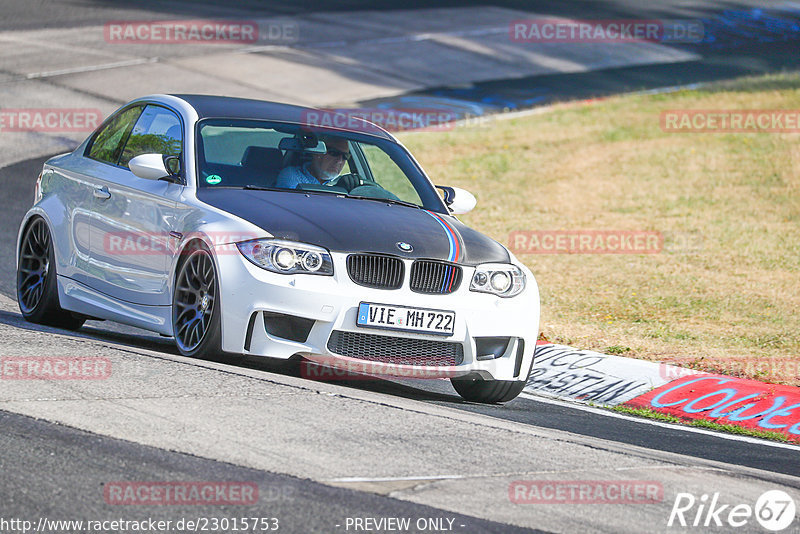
(624, 374), (800, 440)
(526, 344), (687, 405)
(510, 480), (663, 504)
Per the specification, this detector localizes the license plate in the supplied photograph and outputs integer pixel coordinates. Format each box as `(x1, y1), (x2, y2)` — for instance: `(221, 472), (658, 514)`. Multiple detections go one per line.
(357, 302), (455, 336)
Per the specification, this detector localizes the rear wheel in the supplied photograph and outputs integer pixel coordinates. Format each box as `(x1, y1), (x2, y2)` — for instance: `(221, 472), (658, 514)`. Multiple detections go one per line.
(172, 244), (239, 362)
(451, 376), (527, 404)
(17, 217), (85, 330)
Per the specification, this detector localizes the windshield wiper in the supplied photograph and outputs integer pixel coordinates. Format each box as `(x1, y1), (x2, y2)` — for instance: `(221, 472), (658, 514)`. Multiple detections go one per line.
(243, 185), (420, 208)
(243, 184), (281, 191)
(345, 194), (421, 209)
(245, 184), (349, 197)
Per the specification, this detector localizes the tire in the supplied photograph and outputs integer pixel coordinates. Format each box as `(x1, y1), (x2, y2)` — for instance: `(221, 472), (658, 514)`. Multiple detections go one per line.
(17, 217), (85, 330)
(171, 244), (240, 363)
(451, 376), (527, 404)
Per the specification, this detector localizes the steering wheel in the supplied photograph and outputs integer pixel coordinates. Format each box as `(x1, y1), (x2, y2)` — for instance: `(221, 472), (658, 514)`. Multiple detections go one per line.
(325, 172), (364, 191)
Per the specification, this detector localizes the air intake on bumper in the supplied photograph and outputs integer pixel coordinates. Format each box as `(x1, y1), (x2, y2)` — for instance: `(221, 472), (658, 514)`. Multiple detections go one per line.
(327, 330), (464, 366)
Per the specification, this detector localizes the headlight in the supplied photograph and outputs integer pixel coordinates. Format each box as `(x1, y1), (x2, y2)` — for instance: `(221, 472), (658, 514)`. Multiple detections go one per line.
(237, 239), (333, 275)
(470, 263), (525, 297)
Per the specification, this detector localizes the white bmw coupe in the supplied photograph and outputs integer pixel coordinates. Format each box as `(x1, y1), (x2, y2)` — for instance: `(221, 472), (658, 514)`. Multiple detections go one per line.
(16, 94), (539, 403)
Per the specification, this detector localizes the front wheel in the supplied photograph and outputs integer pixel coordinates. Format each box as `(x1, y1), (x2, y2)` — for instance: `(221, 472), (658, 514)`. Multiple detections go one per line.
(450, 376), (527, 404)
(17, 217), (85, 330)
(171, 245), (243, 363)
(172, 246), (224, 359)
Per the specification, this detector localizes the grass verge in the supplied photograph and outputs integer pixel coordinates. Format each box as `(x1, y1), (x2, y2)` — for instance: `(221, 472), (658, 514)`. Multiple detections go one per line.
(611, 405), (793, 443)
(399, 72), (800, 386)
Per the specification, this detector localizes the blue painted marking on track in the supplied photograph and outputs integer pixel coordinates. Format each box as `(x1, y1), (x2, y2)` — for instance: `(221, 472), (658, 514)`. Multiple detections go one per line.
(690, 7), (800, 50)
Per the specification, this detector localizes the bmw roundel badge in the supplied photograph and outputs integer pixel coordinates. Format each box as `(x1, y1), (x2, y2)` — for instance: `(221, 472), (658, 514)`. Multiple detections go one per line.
(396, 242), (413, 253)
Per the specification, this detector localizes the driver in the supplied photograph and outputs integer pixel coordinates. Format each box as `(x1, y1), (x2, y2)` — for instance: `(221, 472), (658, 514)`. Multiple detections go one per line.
(275, 136), (352, 189)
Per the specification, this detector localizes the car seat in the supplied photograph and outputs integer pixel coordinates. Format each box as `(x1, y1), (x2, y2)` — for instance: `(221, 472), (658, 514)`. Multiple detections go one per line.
(240, 146), (284, 187)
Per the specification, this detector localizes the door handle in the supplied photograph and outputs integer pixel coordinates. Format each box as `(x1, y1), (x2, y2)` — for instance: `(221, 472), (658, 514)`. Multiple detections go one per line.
(93, 186), (111, 200)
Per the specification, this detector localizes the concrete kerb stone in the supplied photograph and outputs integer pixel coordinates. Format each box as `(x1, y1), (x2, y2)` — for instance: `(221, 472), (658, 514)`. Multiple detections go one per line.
(528, 343), (800, 443)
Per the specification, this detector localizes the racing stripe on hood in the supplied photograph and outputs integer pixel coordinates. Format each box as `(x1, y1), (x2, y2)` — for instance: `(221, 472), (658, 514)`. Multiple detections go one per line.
(425, 210), (461, 263)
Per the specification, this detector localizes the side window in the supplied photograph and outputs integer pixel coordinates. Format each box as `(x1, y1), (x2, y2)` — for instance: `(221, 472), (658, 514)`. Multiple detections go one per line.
(358, 144), (422, 205)
(87, 106), (144, 164)
(119, 105), (182, 168)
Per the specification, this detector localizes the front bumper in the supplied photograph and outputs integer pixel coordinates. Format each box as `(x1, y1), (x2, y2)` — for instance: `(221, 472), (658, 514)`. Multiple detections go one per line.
(215, 248), (540, 382)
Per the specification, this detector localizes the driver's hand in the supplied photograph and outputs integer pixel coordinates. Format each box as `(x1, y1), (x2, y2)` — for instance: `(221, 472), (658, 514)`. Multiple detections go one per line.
(327, 172), (362, 192)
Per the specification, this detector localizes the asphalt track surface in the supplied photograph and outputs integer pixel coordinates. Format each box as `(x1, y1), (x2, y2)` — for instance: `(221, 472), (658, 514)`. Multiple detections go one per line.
(0, 0), (785, 31)
(1, 410), (539, 534)
(8, 0), (800, 112)
(2, 1), (800, 532)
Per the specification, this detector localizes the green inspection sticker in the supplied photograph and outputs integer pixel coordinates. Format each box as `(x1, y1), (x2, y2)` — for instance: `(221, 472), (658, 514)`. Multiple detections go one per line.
(205, 174), (222, 185)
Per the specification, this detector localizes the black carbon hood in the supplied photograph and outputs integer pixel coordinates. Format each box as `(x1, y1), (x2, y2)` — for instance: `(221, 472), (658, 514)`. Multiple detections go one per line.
(196, 188), (510, 265)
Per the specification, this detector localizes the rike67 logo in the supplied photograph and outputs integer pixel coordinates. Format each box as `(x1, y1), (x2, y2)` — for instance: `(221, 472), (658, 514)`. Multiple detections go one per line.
(668, 490), (796, 531)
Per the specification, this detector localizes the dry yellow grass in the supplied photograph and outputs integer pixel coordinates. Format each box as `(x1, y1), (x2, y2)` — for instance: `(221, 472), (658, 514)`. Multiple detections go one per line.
(398, 73), (800, 386)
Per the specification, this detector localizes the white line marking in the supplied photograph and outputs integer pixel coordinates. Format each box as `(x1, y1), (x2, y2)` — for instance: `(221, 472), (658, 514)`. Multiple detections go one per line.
(25, 57), (158, 80)
(301, 26), (508, 50)
(331, 474), (467, 483)
(236, 27), (506, 54)
(520, 392), (800, 451)
(0, 33), (133, 59)
(329, 464), (722, 484)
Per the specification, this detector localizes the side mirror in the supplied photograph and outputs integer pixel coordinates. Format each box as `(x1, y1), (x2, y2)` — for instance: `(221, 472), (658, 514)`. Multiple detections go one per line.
(436, 185), (477, 215)
(129, 154), (181, 183)
(164, 155), (181, 175)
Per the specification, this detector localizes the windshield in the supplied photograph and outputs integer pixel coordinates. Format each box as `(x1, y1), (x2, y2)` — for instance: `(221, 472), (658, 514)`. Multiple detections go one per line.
(196, 119), (445, 211)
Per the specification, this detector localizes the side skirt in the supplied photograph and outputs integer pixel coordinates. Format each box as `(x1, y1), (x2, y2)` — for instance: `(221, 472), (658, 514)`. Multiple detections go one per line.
(57, 276), (173, 336)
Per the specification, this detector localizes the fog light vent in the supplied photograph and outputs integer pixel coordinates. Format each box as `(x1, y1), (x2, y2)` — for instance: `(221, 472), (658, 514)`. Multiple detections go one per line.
(474, 337), (511, 361)
(263, 312), (314, 343)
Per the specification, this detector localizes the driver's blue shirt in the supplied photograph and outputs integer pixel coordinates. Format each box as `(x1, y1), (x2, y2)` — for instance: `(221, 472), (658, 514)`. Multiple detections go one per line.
(275, 163), (328, 189)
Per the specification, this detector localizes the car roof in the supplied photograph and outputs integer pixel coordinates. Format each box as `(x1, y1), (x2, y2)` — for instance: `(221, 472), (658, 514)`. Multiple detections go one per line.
(168, 94), (395, 141)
